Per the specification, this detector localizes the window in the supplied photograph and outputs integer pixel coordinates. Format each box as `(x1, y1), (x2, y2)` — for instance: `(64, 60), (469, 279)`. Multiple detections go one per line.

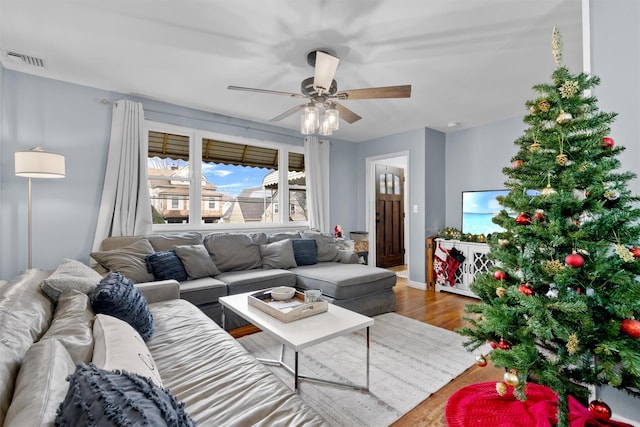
(146, 122), (307, 229)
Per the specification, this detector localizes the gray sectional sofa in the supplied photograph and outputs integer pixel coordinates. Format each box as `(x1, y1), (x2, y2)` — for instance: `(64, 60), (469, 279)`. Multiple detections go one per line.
(0, 269), (328, 426)
(92, 230), (397, 329)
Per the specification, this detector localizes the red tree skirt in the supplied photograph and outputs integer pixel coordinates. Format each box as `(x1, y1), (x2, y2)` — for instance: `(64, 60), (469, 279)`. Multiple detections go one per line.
(445, 382), (633, 427)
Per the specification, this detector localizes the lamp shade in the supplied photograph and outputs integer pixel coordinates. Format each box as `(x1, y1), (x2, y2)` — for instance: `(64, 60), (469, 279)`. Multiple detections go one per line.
(15, 149), (65, 178)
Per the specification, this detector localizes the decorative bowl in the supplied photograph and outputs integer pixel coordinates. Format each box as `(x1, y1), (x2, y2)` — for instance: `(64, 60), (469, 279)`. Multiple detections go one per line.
(270, 286), (296, 301)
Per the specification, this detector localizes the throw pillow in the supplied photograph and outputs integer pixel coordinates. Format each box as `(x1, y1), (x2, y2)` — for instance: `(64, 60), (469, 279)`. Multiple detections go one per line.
(3, 339), (75, 427)
(203, 233), (262, 272)
(291, 239), (318, 266)
(260, 239), (297, 269)
(41, 289), (95, 363)
(93, 314), (162, 387)
(90, 239), (156, 283)
(91, 272), (154, 340)
(301, 231), (340, 262)
(55, 363), (196, 427)
(145, 250), (188, 282)
(40, 259), (103, 302)
(173, 244), (220, 279)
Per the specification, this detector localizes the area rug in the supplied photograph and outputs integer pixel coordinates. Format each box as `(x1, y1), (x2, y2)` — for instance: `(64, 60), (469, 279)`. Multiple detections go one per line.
(237, 312), (485, 427)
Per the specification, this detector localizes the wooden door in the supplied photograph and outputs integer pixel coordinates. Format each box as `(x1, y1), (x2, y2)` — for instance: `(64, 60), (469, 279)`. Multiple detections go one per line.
(375, 164), (405, 267)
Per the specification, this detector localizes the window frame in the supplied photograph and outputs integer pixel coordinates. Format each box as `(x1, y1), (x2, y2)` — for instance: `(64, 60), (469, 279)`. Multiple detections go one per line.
(146, 120), (307, 232)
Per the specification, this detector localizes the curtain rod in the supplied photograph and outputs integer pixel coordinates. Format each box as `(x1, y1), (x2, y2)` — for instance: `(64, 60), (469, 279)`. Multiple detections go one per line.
(100, 98), (300, 140)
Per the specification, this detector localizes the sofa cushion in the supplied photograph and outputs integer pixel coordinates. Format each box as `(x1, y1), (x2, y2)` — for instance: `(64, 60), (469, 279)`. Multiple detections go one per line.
(3, 339), (75, 427)
(217, 269), (296, 295)
(145, 250), (188, 282)
(0, 269), (54, 425)
(291, 263), (397, 299)
(41, 289), (94, 363)
(55, 363), (195, 427)
(260, 239), (297, 270)
(291, 239), (318, 266)
(91, 239), (156, 283)
(178, 277), (227, 305)
(146, 231), (202, 251)
(93, 314), (163, 387)
(91, 272), (154, 340)
(174, 244), (221, 279)
(267, 231), (302, 242)
(301, 231), (340, 262)
(203, 233), (262, 272)
(40, 259), (103, 302)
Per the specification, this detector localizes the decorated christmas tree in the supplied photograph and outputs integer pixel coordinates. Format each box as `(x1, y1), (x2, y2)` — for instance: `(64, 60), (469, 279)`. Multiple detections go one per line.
(458, 27), (640, 427)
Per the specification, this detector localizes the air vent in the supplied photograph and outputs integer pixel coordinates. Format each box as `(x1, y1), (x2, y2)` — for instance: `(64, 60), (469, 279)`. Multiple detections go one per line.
(5, 51), (45, 68)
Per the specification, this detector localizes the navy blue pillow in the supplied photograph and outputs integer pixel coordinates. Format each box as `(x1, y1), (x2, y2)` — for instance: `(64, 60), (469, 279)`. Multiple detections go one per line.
(145, 250), (188, 282)
(291, 239), (318, 266)
(91, 272), (154, 340)
(55, 363), (196, 427)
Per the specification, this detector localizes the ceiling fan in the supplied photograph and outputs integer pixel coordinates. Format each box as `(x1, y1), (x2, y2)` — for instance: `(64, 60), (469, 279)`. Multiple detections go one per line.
(227, 49), (411, 132)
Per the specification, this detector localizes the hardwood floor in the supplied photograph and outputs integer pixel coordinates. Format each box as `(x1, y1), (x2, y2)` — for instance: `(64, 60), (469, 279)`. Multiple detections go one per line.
(389, 267), (503, 427)
(229, 268), (503, 426)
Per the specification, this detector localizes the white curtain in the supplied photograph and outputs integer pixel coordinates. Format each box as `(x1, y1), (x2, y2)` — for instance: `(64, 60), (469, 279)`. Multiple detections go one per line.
(304, 136), (330, 233)
(92, 100), (152, 251)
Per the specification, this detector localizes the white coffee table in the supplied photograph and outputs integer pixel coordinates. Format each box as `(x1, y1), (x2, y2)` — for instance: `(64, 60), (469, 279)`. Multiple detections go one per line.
(219, 291), (374, 392)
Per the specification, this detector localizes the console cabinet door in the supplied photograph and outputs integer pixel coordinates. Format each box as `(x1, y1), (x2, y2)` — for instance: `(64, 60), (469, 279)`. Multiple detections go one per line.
(435, 239), (495, 298)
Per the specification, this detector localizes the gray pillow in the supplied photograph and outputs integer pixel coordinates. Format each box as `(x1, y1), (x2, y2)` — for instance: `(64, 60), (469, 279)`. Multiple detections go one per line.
(260, 239), (297, 270)
(90, 239), (155, 283)
(174, 244), (221, 279)
(146, 232), (202, 251)
(41, 259), (103, 302)
(301, 231), (340, 262)
(203, 233), (262, 272)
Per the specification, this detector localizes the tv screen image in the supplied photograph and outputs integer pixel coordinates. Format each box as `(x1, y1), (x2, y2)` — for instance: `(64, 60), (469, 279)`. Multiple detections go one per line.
(462, 190), (509, 235)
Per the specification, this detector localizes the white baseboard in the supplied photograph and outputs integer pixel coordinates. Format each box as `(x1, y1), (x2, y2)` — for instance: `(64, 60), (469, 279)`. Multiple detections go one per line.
(408, 280), (426, 290)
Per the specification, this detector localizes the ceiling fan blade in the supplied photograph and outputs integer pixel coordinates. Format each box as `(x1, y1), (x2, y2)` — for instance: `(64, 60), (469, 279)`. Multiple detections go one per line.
(333, 102), (362, 124)
(269, 104), (307, 122)
(313, 51), (340, 94)
(227, 85), (305, 98)
(336, 85), (412, 100)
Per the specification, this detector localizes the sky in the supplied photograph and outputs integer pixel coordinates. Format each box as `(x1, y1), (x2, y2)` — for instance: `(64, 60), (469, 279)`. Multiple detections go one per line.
(148, 158), (274, 197)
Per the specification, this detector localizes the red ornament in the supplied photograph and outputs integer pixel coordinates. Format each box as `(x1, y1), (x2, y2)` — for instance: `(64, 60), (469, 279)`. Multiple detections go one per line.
(533, 210), (545, 222)
(518, 284), (534, 296)
(565, 253), (584, 268)
(589, 399), (612, 420)
(494, 270), (508, 281)
(498, 339), (511, 350)
(602, 137), (615, 148)
(620, 319), (640, 338)
(513, 159), (524, 169)
(515, 212), (531, 225)
(475, 354), (488, 367)
(630, 247), (640, 258)
(489, 341), (498, 349)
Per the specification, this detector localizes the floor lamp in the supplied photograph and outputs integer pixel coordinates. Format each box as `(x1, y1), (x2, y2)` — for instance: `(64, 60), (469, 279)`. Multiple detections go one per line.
(15, 146), (66, 269)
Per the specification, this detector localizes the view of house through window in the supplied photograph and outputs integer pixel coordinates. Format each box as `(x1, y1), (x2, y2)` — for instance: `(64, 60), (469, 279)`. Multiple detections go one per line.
(147, 125), (307, 227)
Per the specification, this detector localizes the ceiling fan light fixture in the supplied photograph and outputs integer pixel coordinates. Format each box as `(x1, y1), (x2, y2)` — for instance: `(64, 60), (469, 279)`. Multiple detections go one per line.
(319, 116), (333, 136)
(325, 107), (339, 131)
(301, 106), (319, 134)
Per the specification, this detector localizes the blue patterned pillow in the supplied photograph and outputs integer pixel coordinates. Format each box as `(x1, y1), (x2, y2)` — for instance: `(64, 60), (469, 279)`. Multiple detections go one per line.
(55, 363), (196, 427)
(91, 272), (154, 340)
(291, 239), (318, 266)
(145, 250), (188, 282)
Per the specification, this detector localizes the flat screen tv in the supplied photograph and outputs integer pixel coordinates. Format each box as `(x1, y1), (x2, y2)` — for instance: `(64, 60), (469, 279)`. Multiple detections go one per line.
(461, 189), (509, 235)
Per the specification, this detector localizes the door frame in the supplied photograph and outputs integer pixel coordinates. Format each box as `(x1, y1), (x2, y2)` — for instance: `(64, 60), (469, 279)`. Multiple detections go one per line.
(365, 151), (410, 273)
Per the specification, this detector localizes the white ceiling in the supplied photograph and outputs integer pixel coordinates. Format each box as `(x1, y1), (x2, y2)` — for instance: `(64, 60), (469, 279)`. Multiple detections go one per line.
(0, 1), (583, 142)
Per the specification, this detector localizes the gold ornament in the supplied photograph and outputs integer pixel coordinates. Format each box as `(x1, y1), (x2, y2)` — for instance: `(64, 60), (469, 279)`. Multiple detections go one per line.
(556, 153), (569, 166)
(529, 142), (541, 152)
(541, 172), (556, 195)
(559, 80), (579, 98)
(496, 382), (508, 396)
(567, 333), (579, 355)
(604, 189), (620, 201)
(504, 370), (520, 387)
(544, 259), (564, 275)
(538, 100), (551, 112)
(496, 286), (506, 298)
(552, 25), (564, 66)
(556, 111), (573, 124)
(615, 243), (635, 263)
(498, 238), (510, 247)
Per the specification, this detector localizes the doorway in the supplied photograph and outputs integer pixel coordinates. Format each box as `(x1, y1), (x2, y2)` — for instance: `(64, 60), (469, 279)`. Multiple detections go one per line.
(366, 153), (409, 273)
(375, 163), (405, 267)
